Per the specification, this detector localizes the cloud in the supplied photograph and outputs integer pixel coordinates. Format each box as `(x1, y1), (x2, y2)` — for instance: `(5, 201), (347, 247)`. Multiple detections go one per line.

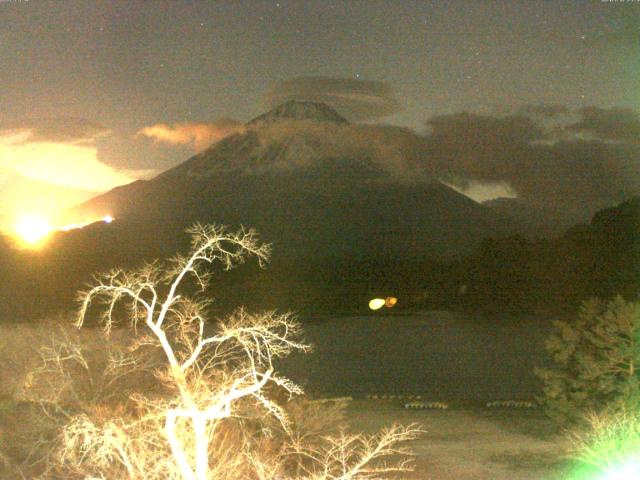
(517, 104), (570, 118)
(423, 112), (544, 180)
(138, 119), (245, 150)
(567, 107), (640, 144)
(0, 118), (135, 230)
(420, 109), (640, 214)
(265, 77), (402, 121)
(529, 140), (640, 208)
(0, 119), (134, 192)
(118, 168), (159, 180)
(190, 106), (639, 217)
(0, 118), (110, 144)
(0, 134), (134, 192)
(246, 120), (426, 181)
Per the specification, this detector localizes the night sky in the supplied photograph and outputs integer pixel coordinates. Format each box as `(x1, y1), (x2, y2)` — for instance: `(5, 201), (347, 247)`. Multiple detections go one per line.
(0, 0), (638, 229)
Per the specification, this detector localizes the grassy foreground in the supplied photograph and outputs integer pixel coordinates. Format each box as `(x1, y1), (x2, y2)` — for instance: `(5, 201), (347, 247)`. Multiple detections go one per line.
(1, 321), (574, 479)
(346, 399), (574, 480)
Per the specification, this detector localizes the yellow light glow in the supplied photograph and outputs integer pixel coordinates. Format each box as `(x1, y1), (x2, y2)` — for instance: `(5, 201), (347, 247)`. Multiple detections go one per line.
(14, 215), (53, 246)
(12, 213), (115, 247)
(0, 139), (134, 192)
(0, 136), (133, 233)
(369, 298), (386, 310)
(59, 222), (83, 232)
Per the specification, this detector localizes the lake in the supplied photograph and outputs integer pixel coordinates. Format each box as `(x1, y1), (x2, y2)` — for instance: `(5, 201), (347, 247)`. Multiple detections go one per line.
(277, 310), (556, 401)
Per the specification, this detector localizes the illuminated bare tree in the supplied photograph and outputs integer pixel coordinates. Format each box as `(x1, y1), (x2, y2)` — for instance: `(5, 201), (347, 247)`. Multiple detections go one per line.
(21, 223), (422, 480)
(76, 224), (309, 480)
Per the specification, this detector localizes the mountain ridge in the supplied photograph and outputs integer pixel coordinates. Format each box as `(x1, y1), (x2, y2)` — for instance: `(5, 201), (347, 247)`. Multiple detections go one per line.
(20, 100), (520, 316)
(69, 100), (517, 261)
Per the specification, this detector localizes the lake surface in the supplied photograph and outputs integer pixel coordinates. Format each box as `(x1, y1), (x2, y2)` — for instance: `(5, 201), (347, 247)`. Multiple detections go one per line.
(276, 311), (556, 401)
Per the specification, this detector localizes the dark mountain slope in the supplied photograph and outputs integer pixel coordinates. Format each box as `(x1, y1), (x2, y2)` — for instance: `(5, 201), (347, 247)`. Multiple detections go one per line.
(71, 101), (516, 262)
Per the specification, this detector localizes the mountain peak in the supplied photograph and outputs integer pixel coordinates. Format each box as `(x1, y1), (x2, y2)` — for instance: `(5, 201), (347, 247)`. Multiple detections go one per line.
(247, 100), (348, 125)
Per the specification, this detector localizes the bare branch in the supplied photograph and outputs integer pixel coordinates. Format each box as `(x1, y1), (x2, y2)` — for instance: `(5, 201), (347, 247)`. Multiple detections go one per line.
(24, 223), (420, 480)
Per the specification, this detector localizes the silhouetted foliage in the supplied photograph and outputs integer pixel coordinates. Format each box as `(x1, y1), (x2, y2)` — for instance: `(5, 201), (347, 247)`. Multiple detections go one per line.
(536, 296), (640, 426)
(446, 197), (640, 315)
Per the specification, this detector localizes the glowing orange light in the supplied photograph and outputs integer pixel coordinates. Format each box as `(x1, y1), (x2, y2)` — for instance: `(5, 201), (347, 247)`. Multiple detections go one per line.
(14, 215), (53, 246)
(385, 297), (398, 307)
(12, 213), (115, 247)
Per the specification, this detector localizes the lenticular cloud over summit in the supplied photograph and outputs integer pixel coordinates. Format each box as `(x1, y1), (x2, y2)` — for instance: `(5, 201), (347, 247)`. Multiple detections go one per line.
(265, 77), (402, 121)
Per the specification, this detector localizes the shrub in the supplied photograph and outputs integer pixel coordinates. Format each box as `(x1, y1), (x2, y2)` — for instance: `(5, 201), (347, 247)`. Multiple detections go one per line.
(567, 408), (640, 478)
(536, 296), (640, 427)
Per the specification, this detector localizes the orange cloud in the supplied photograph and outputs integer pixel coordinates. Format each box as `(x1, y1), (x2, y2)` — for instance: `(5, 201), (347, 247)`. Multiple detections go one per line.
(0, 135), (134, 192)
(138, 119), (245, 151)
(0, 119), (135, 231)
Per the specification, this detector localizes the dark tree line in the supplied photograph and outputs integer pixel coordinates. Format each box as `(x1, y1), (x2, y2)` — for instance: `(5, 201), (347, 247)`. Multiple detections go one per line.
(0, 197), (637, 321)
(431, 196), (640, 315)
